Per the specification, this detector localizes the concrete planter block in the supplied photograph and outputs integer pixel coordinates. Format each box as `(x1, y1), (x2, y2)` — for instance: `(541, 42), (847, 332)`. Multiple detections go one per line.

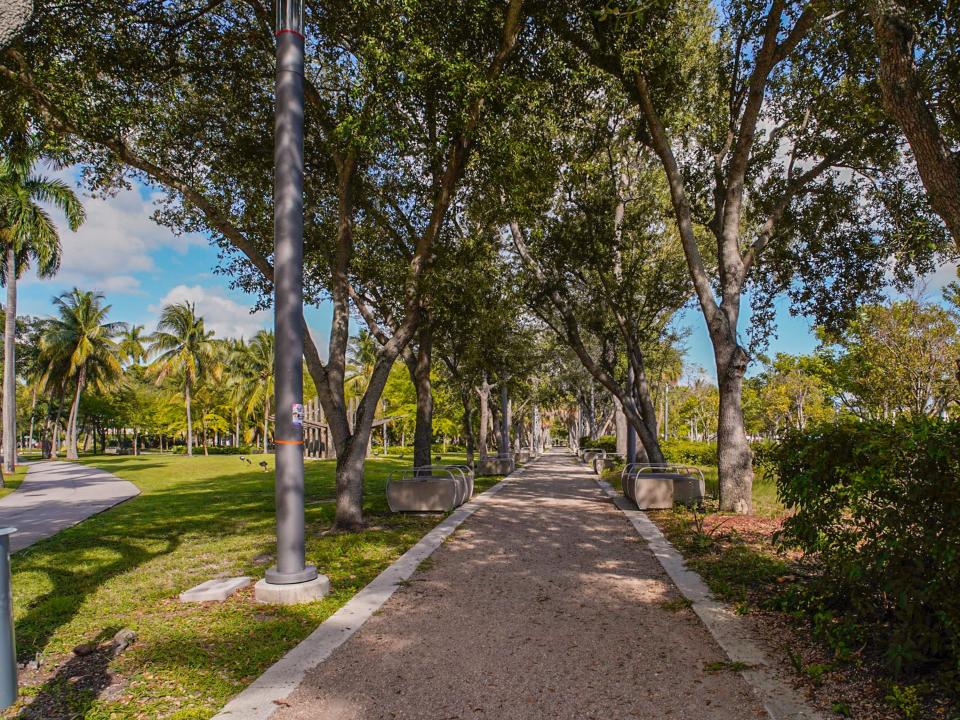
(180, 576), (251, 603)
(582, 449), (604, 464)
(621, 464), (706, 509)
(631, 476), (674, 510)
(387, 477), (458, 512)
(673, 475), (706, 505)
(254, 575), (330, 605)
(593, 456), (618, 475)
(477, 457), (514, 476)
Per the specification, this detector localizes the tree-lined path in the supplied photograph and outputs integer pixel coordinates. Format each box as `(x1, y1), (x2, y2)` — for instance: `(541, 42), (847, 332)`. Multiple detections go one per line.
(270, 451), (767, 720)
(0, 461), (139, 553)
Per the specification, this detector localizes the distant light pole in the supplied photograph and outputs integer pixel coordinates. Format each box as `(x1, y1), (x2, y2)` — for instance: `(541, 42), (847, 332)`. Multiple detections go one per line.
(626, 365), (637, 464)
(500, 383), (510, 458)
(256, 0), (326, 602)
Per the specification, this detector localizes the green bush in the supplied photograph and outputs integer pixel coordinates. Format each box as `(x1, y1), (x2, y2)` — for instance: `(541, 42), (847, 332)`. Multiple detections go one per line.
(170, 445), (256, 455)
(205, 445), (256, 455)
(771, 418), (960, 678)
(593, 435), (618, 453)
(661, 439), (717, 467)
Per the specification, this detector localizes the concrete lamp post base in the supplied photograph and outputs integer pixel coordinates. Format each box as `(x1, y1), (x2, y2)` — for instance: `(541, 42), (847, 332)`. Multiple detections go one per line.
(255, 574), (330, 605)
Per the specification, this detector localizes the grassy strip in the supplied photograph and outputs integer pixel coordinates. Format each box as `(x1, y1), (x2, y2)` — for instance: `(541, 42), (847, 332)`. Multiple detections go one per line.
(599, 462), (787, 607)
(7, 452), (492, 720)
(649, 505), (791, 608)
(0, 465), (29, 501)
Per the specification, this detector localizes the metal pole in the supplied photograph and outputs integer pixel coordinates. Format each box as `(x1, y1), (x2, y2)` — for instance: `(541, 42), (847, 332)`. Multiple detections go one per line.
(626, 366), (637, 464)
(0, 528), (16, 709)
(266, 0), (317, 586)
(500, 384), (509, 458)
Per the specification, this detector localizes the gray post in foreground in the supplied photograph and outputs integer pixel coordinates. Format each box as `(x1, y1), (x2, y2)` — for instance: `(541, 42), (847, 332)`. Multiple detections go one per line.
(256, 0), (328, 605)
(0, 528), (16, 709)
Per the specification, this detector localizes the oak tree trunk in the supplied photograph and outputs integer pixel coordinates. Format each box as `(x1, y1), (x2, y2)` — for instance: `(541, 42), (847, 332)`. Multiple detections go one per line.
(871, 0), (960, 247)
(334, 431), (369, 530)
(408, 321), (433, 470)
(461, 387), (475, 466)
(716, 343), (753, 513)
(477, 379), (491, 461)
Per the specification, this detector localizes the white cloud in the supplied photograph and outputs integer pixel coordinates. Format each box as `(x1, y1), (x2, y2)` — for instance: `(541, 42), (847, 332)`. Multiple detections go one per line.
(929, 261), (958, 291)
(149, 284), (270, 340)
(24, 173), (206, 293)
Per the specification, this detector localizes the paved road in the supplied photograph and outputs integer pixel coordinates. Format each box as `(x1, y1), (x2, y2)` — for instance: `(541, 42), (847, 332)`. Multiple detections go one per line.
(0, 461), (140, 553)
(271, 450), (768, 720)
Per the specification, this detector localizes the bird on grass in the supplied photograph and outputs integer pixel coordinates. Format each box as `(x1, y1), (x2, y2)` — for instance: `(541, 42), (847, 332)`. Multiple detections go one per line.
(259, 461), (269, 472)
(239, 455), (252, 465)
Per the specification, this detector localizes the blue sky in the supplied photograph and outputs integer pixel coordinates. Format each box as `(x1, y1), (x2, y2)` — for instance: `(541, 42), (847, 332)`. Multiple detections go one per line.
(25, 169), (332, 354)
(27, 169), (956, 377)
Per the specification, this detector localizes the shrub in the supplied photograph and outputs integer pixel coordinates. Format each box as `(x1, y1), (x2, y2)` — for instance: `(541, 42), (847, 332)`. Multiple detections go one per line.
(594, 435), (618, 453)
(170, 444), (256, 455)
(204, 445), (256, 455)
(771, 418), (960, 678)
(661, 439), (717, 467)
(578, 435), (617, 453)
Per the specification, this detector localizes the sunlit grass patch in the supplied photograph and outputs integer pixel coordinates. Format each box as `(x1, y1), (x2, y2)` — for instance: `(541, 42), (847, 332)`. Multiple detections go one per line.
(0, 464), (29, 500)
(5, 452), (470, 719)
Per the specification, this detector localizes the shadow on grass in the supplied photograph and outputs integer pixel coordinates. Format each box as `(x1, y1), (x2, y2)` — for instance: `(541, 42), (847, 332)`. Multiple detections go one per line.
(12, 455), (410, 662)
(20, 628), (121, 720)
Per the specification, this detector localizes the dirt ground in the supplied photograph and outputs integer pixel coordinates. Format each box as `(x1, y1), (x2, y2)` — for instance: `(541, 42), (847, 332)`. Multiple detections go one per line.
(273, 452), (769, 720)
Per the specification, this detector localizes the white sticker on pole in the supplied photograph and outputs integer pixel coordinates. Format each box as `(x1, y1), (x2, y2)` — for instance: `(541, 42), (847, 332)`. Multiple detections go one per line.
(292, 403), (304, 427)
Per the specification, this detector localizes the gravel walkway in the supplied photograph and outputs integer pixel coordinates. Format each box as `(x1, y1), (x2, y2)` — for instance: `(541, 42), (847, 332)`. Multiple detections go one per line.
(0, 460), (139, 553)
(272, 451), (768, 720)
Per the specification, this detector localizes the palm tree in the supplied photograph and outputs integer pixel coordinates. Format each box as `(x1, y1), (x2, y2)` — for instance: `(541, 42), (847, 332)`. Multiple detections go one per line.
(38, 289), (122, 460)
(235, 330), (275, 453)
(345, 330), (377, 398)
(222, 337), (249, 447)
(0, 149), (85, 473)
(148, 302), (216, 457)
(118, 324), (147, 366)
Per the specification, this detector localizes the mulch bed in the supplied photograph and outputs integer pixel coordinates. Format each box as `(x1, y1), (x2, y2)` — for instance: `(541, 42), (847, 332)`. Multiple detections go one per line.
(653, 510), (956, 720)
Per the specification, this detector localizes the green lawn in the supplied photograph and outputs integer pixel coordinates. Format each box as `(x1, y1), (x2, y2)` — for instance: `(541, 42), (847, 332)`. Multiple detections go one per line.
(0, 465), (29, 501)
(6, 452), (496, 720)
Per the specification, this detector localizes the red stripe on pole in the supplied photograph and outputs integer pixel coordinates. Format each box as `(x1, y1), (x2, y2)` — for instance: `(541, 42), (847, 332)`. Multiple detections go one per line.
(275, 28), (305, 40)
(274, 439), (304, 445)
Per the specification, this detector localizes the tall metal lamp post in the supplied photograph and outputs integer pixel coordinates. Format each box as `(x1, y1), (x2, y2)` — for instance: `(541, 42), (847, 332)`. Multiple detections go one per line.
(626, 365), (637, 464)
(254, 0), (329, 605)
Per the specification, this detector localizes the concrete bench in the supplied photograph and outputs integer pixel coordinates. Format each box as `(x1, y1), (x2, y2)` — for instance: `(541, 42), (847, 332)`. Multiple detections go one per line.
(387, 467), (470, 512)
(581, 448), (604, 464)
(415, 464), (474, 504)
(620, 463), (706, 510)
(592, 452), (621, 475)
(516, 448), (540, 463)
(477, 454), (514, 476)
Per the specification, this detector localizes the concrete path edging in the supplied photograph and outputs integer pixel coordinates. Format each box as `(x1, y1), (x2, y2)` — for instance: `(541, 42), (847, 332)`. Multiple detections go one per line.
(596, 478), (825, 720)
(213, 466), (526, 720)
(0, 460), (140, 553)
